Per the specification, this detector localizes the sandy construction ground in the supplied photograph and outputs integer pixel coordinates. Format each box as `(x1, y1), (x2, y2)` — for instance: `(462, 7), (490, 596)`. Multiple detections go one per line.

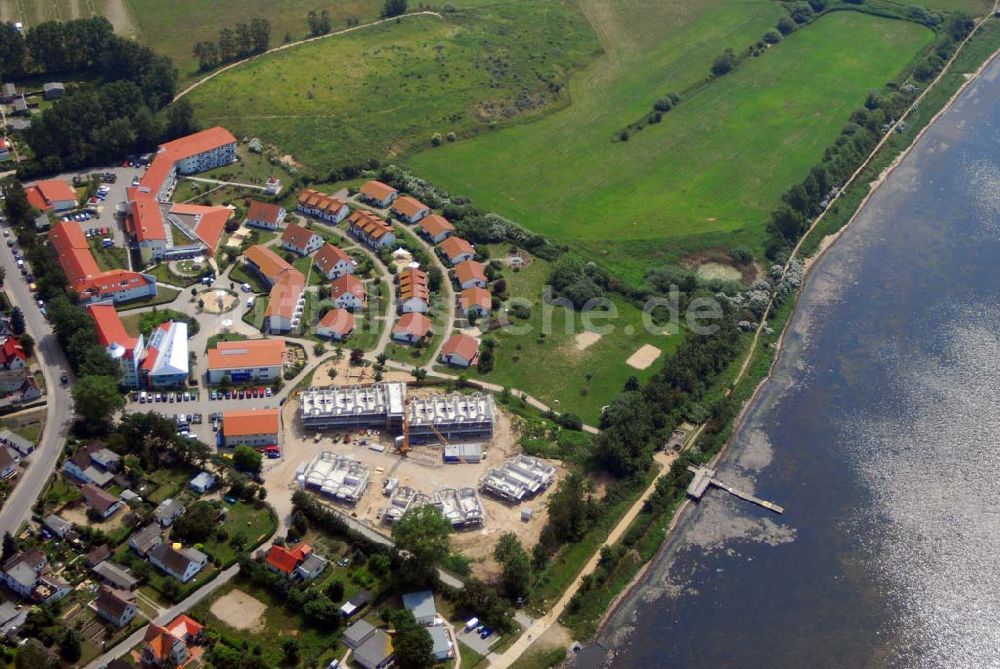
(574, 331), (602, 351)
(201, 289), (238, 314)
(210, 589), (267, 632)
(626, 343), (661, 370)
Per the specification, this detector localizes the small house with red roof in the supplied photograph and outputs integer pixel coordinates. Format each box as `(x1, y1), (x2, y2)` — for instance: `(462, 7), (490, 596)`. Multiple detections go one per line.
(25, 179), (76, 212)
(440, 334), (480, 368)
(314, 243), (357, 280)
(330, 274), (367, 311)
(298, 189), (350, 224)
(453, 260), (487, 290)
(460, 287), (492, 317)
(347, 210), (396, 249)
(418, 214), (455, 244)
(392, 313), (432, 345)
(359, 180), (398, 208)
(266, 542), (328, 582)
(439, 237), (475, 266)
(140, 623), (191, 668)
(281, 222), (323, 256)
(390, 196), (430, 224)
(246, 200), (287, 231)
(0, 338), (26, 371)
(316, 308), (356, 341)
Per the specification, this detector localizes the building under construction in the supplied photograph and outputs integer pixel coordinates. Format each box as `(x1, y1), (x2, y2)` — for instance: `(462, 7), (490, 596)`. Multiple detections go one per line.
(297, 452), (372, 505)
(299, 382), (495, 444)
(479, 455), (557, 503)
(382, 485), (484, 528)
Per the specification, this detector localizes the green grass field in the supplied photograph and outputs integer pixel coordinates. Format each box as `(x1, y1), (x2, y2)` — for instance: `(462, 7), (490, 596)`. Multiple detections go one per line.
(410, 8), (933, 281)
(186, 1), (597, 169)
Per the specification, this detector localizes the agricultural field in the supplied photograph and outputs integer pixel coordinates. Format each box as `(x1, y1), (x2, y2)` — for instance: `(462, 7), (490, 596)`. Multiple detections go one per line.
(186, 0), (597, 170)
(410, 6), (934, 283)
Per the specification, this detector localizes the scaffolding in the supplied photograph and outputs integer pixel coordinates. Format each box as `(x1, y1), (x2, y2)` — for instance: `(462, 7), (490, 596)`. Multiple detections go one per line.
(479, 455), (556, 503)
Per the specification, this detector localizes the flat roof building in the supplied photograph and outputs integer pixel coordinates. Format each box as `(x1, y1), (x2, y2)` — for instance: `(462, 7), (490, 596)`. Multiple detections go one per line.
(299, 383), (406, 431)
(222, 408), (280, 448)
(480, 455), (557, 503)
(207, 338), (286, 384)
(298, 452), (371, 505)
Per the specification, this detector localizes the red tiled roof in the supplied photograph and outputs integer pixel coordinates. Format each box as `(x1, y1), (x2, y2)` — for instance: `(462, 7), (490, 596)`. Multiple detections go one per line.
(398, 268), (429, 302)
(266, 542), (312, 574)
(314, 243), (355, 276)
(460, 286), (491, 312)
(26, 180), (75, 210)
(244, 244), (295, 281)
(50, 222), (154, 300)
(441, 334), (479, 361)
(159, 126), (237, 159)
(165, 614), (204, 641)
(394, 312), (432, 338)
(223, 408), (279, 437)
(454, 260), (486, 285)
(331, 274), (366, 304)
(171, 203), (230, 254)
(440, 236), (475, 261)
(360, 180), (397, 202)
(247, 200), (284, 226)
(281, 222), (318, 250)
(0, 337), (26, 366)
(297, 189), (347, 216)
(207, 338), (286, 370)
(143, 624), (180, 662)
(419, 214), (454, 238)
(347, 210), (393, 241)
(317, 308), (355, 335)
(391, 196), (428, 219)
(124, 195), (166, 243)
(87, 304), (137, 352)
(264, 269), (305, 321)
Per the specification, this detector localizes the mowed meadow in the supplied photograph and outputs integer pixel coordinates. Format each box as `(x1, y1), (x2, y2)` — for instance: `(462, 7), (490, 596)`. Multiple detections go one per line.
(185, 1), (598, 167)
(409, 5), (934, 281)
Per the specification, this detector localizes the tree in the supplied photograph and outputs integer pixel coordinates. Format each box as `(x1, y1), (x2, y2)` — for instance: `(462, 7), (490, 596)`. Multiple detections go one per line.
(493, 532), (531, 601)
(59, 628), (81, 663)
(392, 505), (450, 584)
(249, 17), (271, 53)
(281, 638), (300, 665)
(777, 16), (796, 35)
(218, 27), (236, 61)
(72, 375), (124, 432)
(1, 532), (17, 563)
(172, 500), (217, 544)
(383, 0), (408, 18)
(542, 473), (593, 544)
(15, 639), (57, 669)
(165, 99), (197, 140)
(9, 307), (24, 335)
(711, 48), (736, 77)
(350, 348), (365, 365)
(193, 41), (220, 71)
(233, 444), (262, 474)
(391, 609), (433, 669)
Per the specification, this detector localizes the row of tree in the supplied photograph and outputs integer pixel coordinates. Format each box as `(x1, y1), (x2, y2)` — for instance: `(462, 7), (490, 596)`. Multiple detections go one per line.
(192, 18), (271, 71)
(0, 17), (114, 78)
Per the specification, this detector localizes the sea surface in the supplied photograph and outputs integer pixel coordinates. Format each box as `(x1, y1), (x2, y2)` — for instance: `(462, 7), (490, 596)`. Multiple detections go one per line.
(596, 53), (1000, 669)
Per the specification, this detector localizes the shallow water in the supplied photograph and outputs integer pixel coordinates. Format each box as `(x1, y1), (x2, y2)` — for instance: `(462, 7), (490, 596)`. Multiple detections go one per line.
(597, 53), (1000, 669)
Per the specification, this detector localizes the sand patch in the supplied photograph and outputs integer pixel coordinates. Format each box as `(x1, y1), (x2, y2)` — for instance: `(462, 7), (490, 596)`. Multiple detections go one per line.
(626, 344), (661, 370)
(695, 261), (742, 283)
(201, 289), (238, 314)
(210, 589), (267, 632)
(574, 331), (602, 351)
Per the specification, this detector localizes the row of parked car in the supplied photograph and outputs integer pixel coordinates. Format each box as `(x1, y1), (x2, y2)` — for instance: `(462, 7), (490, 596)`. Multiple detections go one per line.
(210, 387), (273, 400)
(137, 390), (199, 404)
(60, 211), (93, 223)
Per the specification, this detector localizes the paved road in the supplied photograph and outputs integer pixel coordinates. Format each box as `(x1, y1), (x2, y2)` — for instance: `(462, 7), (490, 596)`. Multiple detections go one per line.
(0, 223), (73, 537)
(84, 563), (240, 669)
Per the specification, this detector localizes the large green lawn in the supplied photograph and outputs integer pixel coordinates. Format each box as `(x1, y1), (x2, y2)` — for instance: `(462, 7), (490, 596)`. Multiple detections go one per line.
(186, 1), (597, 169)
(409, 8), (933, 282)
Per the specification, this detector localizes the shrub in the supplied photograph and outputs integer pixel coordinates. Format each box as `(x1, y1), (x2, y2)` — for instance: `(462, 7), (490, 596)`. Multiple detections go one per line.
(763, 29), (782, 45)
(430, 133), (442, 146)
(777, 17), (796, 35)
(711, 49), (736, 76)
(446, 132), (456, 142)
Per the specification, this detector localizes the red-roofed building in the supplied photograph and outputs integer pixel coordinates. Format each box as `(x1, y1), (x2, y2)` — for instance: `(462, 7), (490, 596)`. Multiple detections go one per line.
(347, 210), (396, 249)
(164, 614), (204, 644)
(281, 222), (323, 256)
(223, 408), (280, 447)
(397, 267), (429, 314)
(264, 268), (305, 334)
(297, 189), (349, 224)
(141, 623), (191, 668)
(459, 286), (492, 317)
(50, 221), (157, 304)
(439, 237), (475, 265)
(390, 196), (430, 224)
(313, 243), (356, 280)
(265, 543), (327, 582)
(25, 179), (76, 212)
(246, 200), (287, 230)
(392, 313), (432, 344)
(316, 308), (356, 341)
(169, 203), (230, 255)
(207, 338), (286, 384)
(453, 260), (487, 290)
(440, 334), (479, 368)
(88, 304), (144, 387)
(0, 337), (26, 371)
(330, 274), (367, 311)
(359, 180), (398, 208)
(418, 214), (455, 244)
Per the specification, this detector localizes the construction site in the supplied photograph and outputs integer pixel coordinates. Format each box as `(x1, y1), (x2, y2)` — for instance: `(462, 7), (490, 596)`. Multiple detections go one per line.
(274, 384), (565, 576)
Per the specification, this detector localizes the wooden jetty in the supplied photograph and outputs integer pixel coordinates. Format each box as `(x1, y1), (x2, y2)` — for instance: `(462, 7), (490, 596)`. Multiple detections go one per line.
(686, 465), (784, 514)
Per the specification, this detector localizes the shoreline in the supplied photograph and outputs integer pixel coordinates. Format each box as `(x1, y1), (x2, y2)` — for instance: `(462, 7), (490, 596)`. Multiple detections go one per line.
(592, 24), (1000, 646)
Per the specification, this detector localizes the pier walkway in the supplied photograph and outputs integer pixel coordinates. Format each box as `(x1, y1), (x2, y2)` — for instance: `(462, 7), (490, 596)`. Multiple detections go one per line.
(686, 466), (784, 514)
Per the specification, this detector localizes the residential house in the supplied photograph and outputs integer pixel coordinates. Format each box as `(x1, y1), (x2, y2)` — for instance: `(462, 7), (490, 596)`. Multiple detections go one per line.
(129, 523), (163, 557)
(0, 448), (16, 480)
(402, 590), (437, 626)
(24, 179), (76, 212)
(297, 189), (350, 223)
(245, 200), (287, 231)
(0, 83), (16, 103)
(0, 338), (26, 370)
(418, 214), (455, 244)
(154, 498), (185, 527)
(94, 586), (138, 628)
(340, 589), (371, 618)
(207, 337), (286, 384)
(295, 553), (328, 582)
(1, 550), (69, 603)
(330, 274), (367, 311)
(92, 561), (139, 592)
(392, 313), (432, 345)
(460, 286), (492, 318)
(0, 430), (32, 457)
(140, 623), (191, 667)
(265, 542), (328, 582)
(344, 619), (376, 649)
(243, 246), (306, 334)
(429, 626), (454, 662)
(315, 308), (355, 341)
(0, 138), (11, 163)
(390, 195), (430, 224)
(313, 243), (356, 280)
(359, 180), (398, 208)
(347, 210), (395, 249)
(189, 471), (216, 494)
(280, 222), (323, 256)
(11, 96), (26, 116)
(42, 82), (64, 99)
(165, 614), (204, 644)
(148, 543), (208, 583)
(397, 267), (429, 314)
(42, 514), (72, 539)
(223, 408), (280, 448)
(453, 260), (487, 290)
(80, 484), (122, 519)
(63, 442), (121, 487)
(439, 237), (475, 265)
(354, 630), (395, 669)
(440, 334), (480, 368)
(0, 600), (27, 640)
(86, 544), (111, 567)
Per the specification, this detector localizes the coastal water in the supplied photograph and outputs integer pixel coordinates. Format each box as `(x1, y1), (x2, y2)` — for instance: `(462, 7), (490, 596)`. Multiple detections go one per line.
(597, 55), (1000, 668)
